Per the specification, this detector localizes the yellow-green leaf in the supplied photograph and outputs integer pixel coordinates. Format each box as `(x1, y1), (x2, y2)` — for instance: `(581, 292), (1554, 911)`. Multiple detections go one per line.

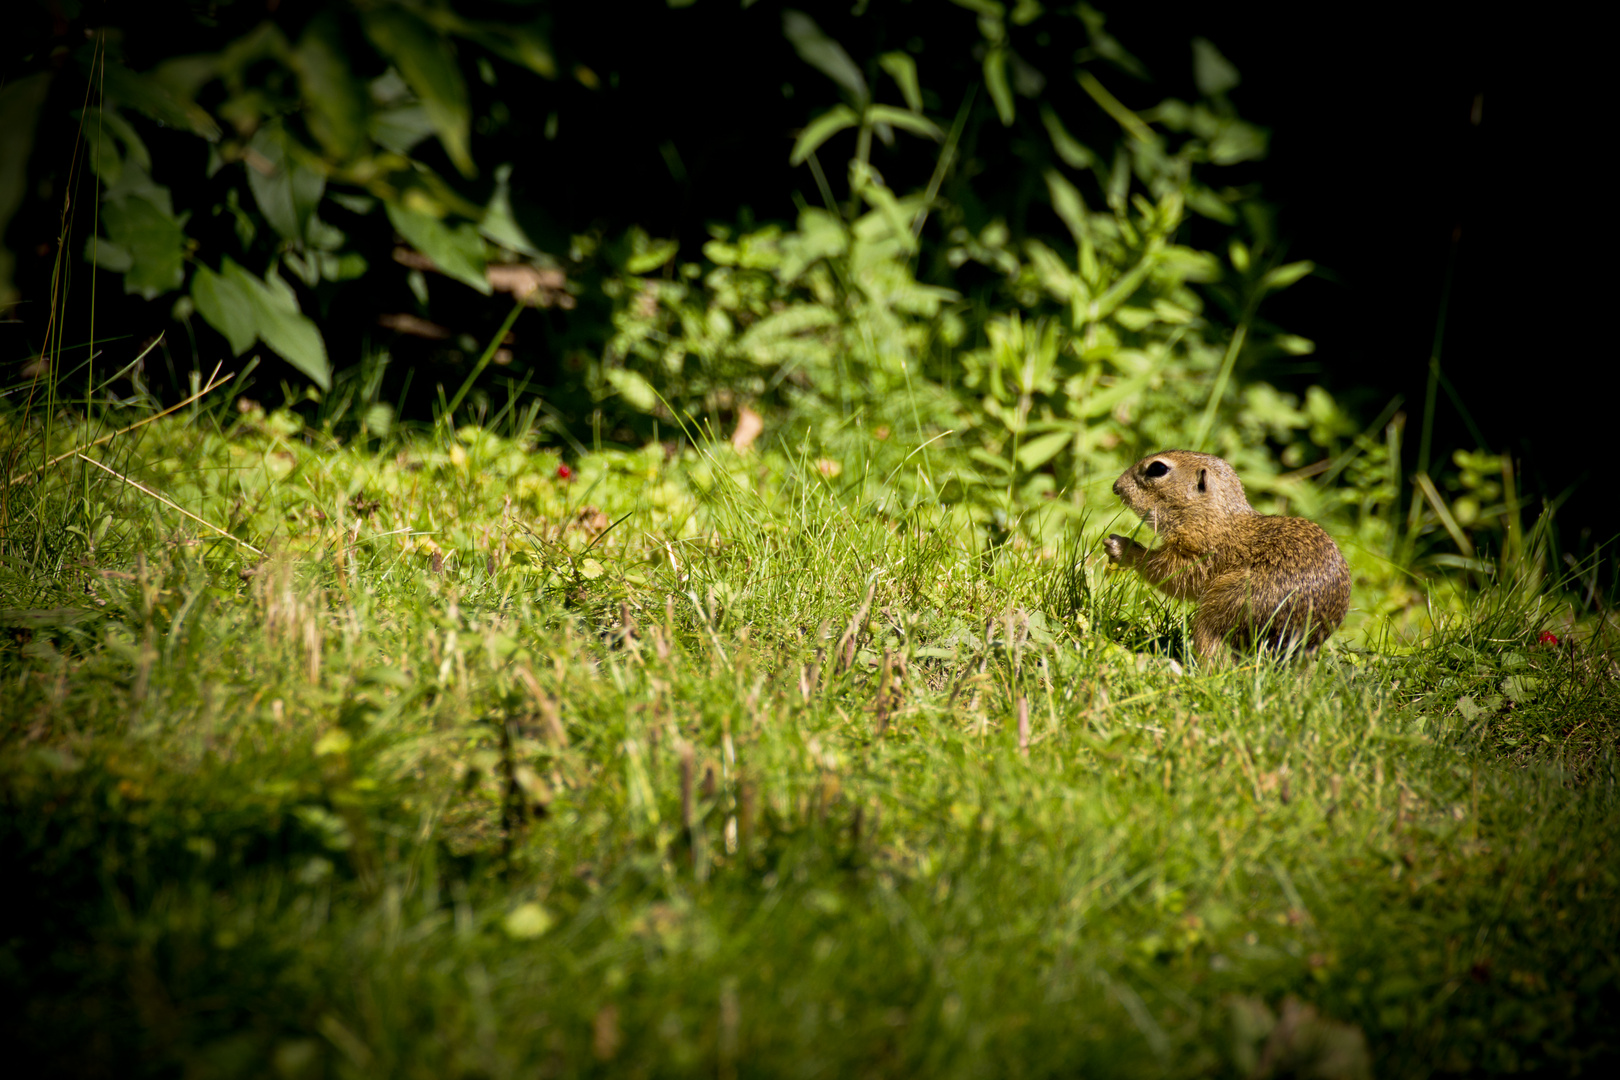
(866, 105), (942, 142)
(984, 47), (1015, 125)
(1260, 260), (1314, 292)
(878, 52), (923, 112)
(790, 105), (859, 166)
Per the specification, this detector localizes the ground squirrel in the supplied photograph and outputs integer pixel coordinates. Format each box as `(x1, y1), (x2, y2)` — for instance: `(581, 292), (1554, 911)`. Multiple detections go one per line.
(1103, 449), (1350, 660)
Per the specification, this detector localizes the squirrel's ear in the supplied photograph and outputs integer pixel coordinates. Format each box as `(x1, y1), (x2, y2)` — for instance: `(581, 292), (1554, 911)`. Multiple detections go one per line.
(1197, 468), (1207, 492)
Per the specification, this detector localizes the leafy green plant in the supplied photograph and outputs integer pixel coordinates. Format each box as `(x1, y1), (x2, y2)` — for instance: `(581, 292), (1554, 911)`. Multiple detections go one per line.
(588, 5), (1360, 559)
(8, 1), (567, 393)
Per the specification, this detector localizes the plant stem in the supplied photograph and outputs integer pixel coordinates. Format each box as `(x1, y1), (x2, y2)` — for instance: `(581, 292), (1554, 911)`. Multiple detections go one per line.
(442, 301), (525, 428)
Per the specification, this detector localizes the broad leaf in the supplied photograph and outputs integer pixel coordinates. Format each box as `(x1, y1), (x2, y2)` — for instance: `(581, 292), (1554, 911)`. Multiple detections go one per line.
(96, 57), (221, 140)
(246, 122), (325, 245)
(364, 8), (475, 177)
(605, 368), (658, 412)
(102, 193), (186, 298)
(219, 259), (333, 389)
(387, 203), (491, 294)
(82, 236), (134, 274)
(292, 15), (369, 160)
(418, 10), (557, 79)
(191, 263), (256, 355)
(479, 164), (542, 257)
(83, 122), (124, 185)
(370, 104), (436, 155)
(1016, 430), (1073, 472)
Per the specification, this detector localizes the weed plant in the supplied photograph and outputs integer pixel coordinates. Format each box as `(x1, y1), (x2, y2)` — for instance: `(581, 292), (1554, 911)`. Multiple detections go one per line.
(2, 394), (1616, 1078)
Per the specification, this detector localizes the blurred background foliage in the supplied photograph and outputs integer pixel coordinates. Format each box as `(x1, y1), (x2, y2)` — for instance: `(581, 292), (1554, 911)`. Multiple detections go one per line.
(0, 0), (1565, 590)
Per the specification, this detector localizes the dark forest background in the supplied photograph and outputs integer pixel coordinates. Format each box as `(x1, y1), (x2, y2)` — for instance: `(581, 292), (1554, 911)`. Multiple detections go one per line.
(3, 0), (1610, 564)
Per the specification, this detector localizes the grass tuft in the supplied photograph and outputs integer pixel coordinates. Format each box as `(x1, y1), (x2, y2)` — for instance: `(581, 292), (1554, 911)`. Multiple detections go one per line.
(2, 405), (1617, 1077)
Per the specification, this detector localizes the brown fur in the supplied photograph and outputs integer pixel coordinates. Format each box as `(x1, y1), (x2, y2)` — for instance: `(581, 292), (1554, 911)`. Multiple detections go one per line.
(1103, 450), (1350, 660)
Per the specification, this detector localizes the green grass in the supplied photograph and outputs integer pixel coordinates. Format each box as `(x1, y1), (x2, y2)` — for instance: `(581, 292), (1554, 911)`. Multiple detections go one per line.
(3, 403), (1617, 1078)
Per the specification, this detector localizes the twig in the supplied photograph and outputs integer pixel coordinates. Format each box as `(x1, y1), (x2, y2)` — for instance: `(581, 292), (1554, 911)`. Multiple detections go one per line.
(75, 452), (266, 556)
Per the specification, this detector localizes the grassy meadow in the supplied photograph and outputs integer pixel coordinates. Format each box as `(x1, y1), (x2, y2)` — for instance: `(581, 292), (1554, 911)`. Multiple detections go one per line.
(2, 393), (1616, 1078)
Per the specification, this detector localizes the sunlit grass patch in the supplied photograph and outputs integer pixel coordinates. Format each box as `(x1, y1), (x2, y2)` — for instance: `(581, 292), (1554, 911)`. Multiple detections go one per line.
(3, 410), (1617, 1077)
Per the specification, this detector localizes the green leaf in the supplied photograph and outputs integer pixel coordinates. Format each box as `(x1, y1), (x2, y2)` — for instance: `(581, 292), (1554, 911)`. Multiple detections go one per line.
(387, 203), (491, 294)
(968, 448), (1013, 475)
(1043, 170), (1090, 245)
(1076, 3), (1148, 80)
(1072, 350), (1166, 419)
(192, 263), (256, 355)
(858, 183), (919, 255)
(416, 9), (557, 79)
(984, 47), (1015, 125)
(479, 164), (541, 256)
(97, 106), (152, 171)
(778, 207), (848, 283)
(1025, 240), (1086, 304)
(370, 104), (436, 155)
(790, 105), (859, 166)
(1039, 105), (1095, 170)
(605, 367), (658, 412)
(102, 193), (186, 299)
(219, 258), (333, 389)
(866, 105), (942, 142)
(735, 303), (841, 364)
(83, 122), (124, 186)
(1191, 38), (1241, 96)
(1160, 245), (1221, 282)
(878, 52), (923, 112)
(1207, 118), (1267, 165)
(246, 122), (326, 245)
(82, 236), (133, 274)
(1500, 675), (1540, 704)
(1184, 184), (1236, 224)
(363, 8), (475, 177)
(1260, 260), (1314, 292)
(782, 11), (868, 105)
(1016, 430), (1071, 471)
(96, 57), (221, 140)
(320, 252), (369, 282)
(627, 238), (679, 275)
(292, 14), (369, 160)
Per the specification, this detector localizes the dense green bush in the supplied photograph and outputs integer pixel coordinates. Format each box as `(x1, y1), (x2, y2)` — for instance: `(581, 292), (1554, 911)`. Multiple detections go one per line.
(2, 1), (1533, 577)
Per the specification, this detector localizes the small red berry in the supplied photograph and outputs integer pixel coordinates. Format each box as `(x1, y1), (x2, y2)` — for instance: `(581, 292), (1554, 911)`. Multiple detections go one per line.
(557, 463), (574, 481)
(1537, 630), (1560, 646)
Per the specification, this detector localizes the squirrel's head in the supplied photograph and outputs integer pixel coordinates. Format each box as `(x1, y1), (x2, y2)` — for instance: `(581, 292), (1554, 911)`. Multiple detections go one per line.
(1112, 450), (1255, 538)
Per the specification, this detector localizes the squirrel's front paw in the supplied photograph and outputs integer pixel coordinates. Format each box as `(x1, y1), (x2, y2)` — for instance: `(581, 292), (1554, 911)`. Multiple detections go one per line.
(1104, 534), (1132, 563)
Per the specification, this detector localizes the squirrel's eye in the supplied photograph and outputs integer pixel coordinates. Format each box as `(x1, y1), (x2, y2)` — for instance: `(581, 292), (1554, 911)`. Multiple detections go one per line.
(1144, 460), (1170, 479)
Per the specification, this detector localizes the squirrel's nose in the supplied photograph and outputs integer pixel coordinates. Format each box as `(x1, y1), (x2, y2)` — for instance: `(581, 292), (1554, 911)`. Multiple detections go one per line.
(1112, 477), (1124, 497)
